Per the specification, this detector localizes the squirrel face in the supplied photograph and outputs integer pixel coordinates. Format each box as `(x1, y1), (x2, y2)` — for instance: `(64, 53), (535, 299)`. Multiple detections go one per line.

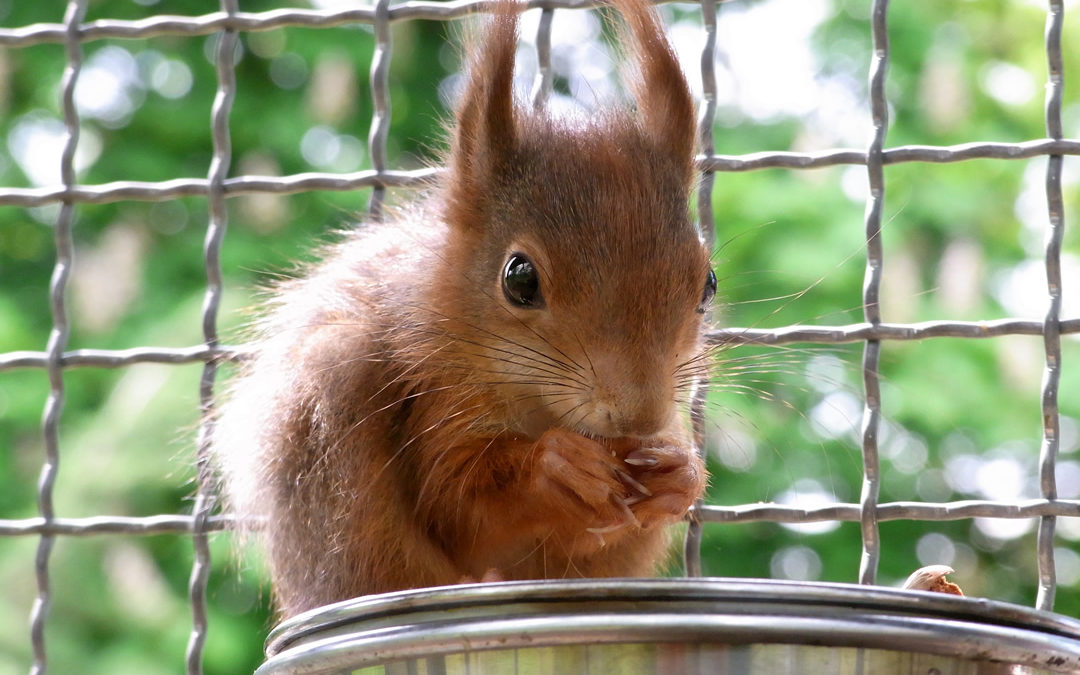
(489, 129), (712, 439)
(434, 0), (712, 441)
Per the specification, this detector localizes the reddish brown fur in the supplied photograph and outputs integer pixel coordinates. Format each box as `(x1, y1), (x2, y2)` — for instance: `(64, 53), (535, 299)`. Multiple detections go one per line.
(213, 0), (712, 619)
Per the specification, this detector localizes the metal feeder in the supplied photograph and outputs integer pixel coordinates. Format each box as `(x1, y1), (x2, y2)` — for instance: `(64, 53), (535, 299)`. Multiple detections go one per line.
(257, 578), (1080, 674)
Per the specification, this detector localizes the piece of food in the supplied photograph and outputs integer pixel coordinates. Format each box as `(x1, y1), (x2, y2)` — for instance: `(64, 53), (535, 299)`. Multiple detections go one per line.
(903, 564), (964, 596)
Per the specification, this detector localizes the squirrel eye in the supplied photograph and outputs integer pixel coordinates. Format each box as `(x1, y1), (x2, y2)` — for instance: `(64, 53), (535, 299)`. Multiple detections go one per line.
(502, 253), (544, 309)
(698, 268), (717, 315)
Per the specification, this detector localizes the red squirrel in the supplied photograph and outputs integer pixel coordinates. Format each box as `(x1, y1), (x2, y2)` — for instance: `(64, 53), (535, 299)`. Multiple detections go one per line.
(213, 0), (713, 619)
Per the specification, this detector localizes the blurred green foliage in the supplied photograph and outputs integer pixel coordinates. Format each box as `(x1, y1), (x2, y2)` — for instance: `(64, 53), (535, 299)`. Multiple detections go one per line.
(1, 0), (1078, 673)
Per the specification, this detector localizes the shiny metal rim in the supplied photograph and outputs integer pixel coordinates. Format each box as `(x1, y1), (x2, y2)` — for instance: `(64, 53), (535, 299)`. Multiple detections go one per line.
(260, 579), (1080, 674)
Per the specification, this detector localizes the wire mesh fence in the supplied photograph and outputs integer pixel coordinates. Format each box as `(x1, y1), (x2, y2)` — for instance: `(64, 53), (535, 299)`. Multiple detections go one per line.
(1, 0), (1079, 673)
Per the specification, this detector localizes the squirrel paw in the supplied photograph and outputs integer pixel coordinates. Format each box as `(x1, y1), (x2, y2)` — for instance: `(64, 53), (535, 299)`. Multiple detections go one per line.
(621, 442), (705, 529)
(534, 428), (639, 539)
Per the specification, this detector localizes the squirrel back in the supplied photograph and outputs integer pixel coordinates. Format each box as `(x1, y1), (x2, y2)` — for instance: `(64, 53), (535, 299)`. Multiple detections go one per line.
(214, 0), (714, 619)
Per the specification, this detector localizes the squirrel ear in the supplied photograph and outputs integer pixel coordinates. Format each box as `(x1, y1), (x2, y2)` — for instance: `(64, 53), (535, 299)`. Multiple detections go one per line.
(614, 0), (697, 163)
(448, 3), (519, 218)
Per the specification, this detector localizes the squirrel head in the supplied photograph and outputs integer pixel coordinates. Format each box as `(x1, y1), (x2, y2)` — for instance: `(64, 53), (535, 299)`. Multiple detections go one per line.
(435, 0), (712, 440)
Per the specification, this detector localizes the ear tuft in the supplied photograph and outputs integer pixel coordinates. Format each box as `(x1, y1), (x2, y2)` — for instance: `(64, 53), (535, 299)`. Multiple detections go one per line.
(446, 1), (521, 226)
(612, 0), (697, 163)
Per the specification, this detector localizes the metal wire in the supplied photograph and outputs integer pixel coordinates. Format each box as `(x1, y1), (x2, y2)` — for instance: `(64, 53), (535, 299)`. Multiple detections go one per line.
(0, 1), (1077, 672)
(685, 0), (720, 579)
(29, 3), (86, 674)
(1036, 0), (1066, 614)
(530, 7), (555, 109)
(0, 0), (633, 47)
(6, 143), (1080, 208)
(367, 0), (392, 219)
(0, 515), (241, 537)
(702, 499), (1080, 524)
(855, 0), (889, 588)
(184, 1), (239, 670)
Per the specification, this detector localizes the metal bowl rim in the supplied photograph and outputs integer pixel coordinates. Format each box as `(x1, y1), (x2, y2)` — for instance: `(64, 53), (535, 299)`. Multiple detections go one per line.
(265, 577), (1080, 657)
(259, 604), (1080, 675)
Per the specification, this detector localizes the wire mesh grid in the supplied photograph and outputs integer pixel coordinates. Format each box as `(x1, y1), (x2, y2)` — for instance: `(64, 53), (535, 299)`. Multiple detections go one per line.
(0, 0), (1079, 672)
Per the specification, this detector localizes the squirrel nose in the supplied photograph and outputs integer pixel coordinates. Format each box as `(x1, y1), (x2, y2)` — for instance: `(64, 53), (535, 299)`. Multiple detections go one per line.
(600, 394), (672, 438)
(590, 355), (675, 437)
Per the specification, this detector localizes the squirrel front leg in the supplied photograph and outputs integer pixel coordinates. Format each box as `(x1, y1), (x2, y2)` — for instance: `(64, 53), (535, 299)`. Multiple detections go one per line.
(523, 429), (706, 539)
(423, 427), (701, 581)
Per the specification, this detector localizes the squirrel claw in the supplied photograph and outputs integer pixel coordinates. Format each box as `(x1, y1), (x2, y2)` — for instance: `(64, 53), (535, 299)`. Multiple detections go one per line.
(586, 494), (640, 539)
(613, 494), (641, 527)
(615, 467), (653, 497)
(586, 522), (629, 535)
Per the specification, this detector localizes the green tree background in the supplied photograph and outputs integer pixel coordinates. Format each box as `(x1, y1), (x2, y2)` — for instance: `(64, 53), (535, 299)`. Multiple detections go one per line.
(1, 0), (1078, 673)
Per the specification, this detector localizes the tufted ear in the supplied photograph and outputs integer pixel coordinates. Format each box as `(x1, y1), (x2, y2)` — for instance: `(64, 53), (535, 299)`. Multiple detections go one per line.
(446, 2), (520, 227)
(614, 0), (697, 163)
